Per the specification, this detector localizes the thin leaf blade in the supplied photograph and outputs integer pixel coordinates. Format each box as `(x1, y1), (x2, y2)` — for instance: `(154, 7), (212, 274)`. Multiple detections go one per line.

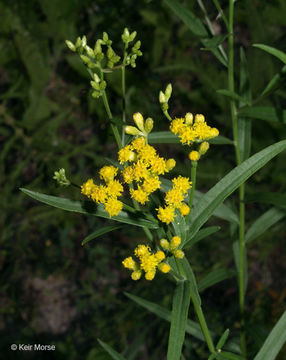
(253, 44), (286, 65)
(82, 225), (124, 245)
(97, 339), (127, 360)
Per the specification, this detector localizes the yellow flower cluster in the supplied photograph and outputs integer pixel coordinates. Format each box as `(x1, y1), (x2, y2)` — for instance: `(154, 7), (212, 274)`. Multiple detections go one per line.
(170, 113), (219, 161)
(157, 176), (191, 224)
(119, 136), (176, 205)
(81, 165), (123, 217)
(122, 244), (171, 280)
(160, 235), (185, 259)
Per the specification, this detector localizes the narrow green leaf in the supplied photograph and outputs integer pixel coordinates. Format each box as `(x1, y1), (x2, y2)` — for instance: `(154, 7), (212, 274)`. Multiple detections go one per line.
(167, 280), (191, 360)
(217, 89), (243, 102)
(238, 106), (286, 124)
(216, 329), (230, 350)
(20, 188), (159, 229)
(245, 192), (286, 207)
(201, 34), (228, 49)
(261, 65), (286, 97)
(186, 140), (286, 242)
(181, 258), (201, 306)
(254, 311), (286, 360)
(198, 269), (236, 292)
(201, 38), (228, 67)
(163, 0), (208, 38)
(245, 207), (285, 243)
(148, 131), (232, 145)
(184, 226), (220, 248)
(253, 44), (286, 65)
(125, 292), (240, 353)
(97, 339), (127, 360)
(232, 240), (248, 294)
(238, 47), (252, 161)
(82, 225), (124, 245)
(124, 292), (205, 341)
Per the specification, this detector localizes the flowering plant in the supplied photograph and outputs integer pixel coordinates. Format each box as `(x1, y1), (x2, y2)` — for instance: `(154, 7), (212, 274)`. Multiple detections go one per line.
(21, 2), (286, 358)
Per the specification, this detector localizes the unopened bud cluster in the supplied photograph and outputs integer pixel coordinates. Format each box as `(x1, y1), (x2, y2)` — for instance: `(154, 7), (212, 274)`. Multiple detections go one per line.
(125, 112), (154, 137)
(121, 28), (143, 68)
(53, 168), (70, 187)
(159, 83), (172, 112)
(160, 236), (185, 259)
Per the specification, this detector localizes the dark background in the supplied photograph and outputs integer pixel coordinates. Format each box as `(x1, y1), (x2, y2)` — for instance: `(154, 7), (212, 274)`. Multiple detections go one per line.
(0, 0), (285, 359)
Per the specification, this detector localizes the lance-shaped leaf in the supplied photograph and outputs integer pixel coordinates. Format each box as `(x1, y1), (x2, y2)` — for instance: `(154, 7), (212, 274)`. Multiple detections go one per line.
(198, 268), (236, 292)
(167, 280), (191, 360)
(239, 106), (286, 124)
(253, 44), (286, 65)
(20, 189), (159, 229)
(97, 339), (127, 360)
(245, 192), (286, 207)
(261, 65), (286, 97)
(186, 140), (286, 243)
(82, 225), (125, 245)
(253, 310), (286, 360)
(148, 131), (232, 145)
(245, 207), (285, 244)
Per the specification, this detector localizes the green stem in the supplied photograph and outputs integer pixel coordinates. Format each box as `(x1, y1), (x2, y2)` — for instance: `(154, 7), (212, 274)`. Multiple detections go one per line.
(228, 1), (246, 356)
(121, 64), (126, 146)
(191, 293), (216, 354)
(101, 90), (121, 149)
(163, 110), (172, 122)
(189, 161), (197, 210)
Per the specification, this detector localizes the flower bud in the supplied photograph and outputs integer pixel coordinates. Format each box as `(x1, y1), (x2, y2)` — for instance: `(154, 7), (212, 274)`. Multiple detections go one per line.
(85, 45), (95, 58)
(165, 159), (176, 171)
(170, 236), (181, 249)
(129, 31), (137, 41)
(81, 35), (87, 47)
(198, 141), (210, 155)
(189, 151), (200, 162)
(131, 270), (142, 280)
(160, 238), (170, 250)
(159, 91), (167, 104)
(165, 83), (172, 100)
(133, 112), (145, 132)
(144, 117), (154, 134)
(195, 114), (205, 123)
(185, 112), (193, 125)
(80, 54), (90, 64)
(179, 203), (190, 216)
(155, 251), (165, 261)
(158, 263), (171, 273)
(173, 249), (185, 259)
(53, 168), (70, 187)
(65, 40), (75, 52)
(93, 73), (100, 82)
(210, 128), (219, 138)
(128, 151), (136, 162)
(125, 126), (142, 136)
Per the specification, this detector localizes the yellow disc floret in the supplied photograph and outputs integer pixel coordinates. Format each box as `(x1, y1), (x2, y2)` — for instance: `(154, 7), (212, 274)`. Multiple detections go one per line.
(104, 197), (123, 217)
(157, 206), (175, 224)
(99, 165), (118, 183)
(81, 179), (96, 198)
(130, 187), (149, 205)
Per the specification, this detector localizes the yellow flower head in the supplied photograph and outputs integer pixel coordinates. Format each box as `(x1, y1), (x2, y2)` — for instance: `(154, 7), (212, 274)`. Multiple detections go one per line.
(170, 235), (181, 249)
(118, 145), (136, 164)
(91, 184), (107, 203)
(173, 249), (185, 259)
(165, 188), (185, 208)
(81, 179), (96, 197)
(170, 117), (185, 135)
(137, 144), (157, 166)
(142, 176), (161, 194)
(172, 176), (191, 194)
(122, 166), (134, 184)
(158, 263), (171, 273)
(157, 206), (175, 224)
(179, 203), (190, 216)
(104, 197), (123, 217)
(189, 151), (200, 162)
(99, 165), (118, 183)
(132, 161), (148, 181)
(130, 186), (149, 205)
(105, 179), (124, 197)
(131, 270), (142, 280)
(122, 257), (137, 270)
(131, 137), (146, 150)
(150, 156), (166, 175)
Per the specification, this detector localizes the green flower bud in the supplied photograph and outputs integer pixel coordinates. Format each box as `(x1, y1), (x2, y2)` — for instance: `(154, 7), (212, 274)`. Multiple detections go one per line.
(99, 81), (106, 90)
(90, 81), (100, 90)
(53, 168), (70, 187)
(75, 36), (82, 48)
(185, 112), (193, 125)
(133, 112), (145, 132)
(81, 35), (87, 47)
(198, 141), (210, 155)
(159, 91), (167, 104)
(103, 32), (109, 42)
(144, 117), (154, 134)
(133, 40), (141, 50)
(93, 73), (100, 82)
(160, 239), (170, 250)
(161, 102), (169, 111)
(92, 90), (101, 98)
(125, 126), (142, 136)
(85, 45), (95, 58)
(129, 31), (137, 41)
(94, 40), (102, 55)
(65, 40), (75, 52)
(80, 54), (91, 64)
(165, 83), (172, 100)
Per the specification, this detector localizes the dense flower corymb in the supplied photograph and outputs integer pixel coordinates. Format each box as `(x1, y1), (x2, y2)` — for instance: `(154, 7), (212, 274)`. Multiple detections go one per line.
(122, 244), (171, 280)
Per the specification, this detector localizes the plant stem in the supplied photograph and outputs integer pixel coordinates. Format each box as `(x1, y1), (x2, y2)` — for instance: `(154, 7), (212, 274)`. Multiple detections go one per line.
(211, 0), (229, 29)
(101, 89), (122, 149)
(189, 161), (197, 210)
(164, 110), (172, 122)
(191, 293), (215, 354)
(228, 0), (246, 356)
(121, 64), (126, 147)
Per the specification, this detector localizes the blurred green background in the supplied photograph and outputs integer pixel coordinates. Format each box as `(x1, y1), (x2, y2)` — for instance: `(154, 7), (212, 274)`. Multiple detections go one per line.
(1, 0), (285, 359)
